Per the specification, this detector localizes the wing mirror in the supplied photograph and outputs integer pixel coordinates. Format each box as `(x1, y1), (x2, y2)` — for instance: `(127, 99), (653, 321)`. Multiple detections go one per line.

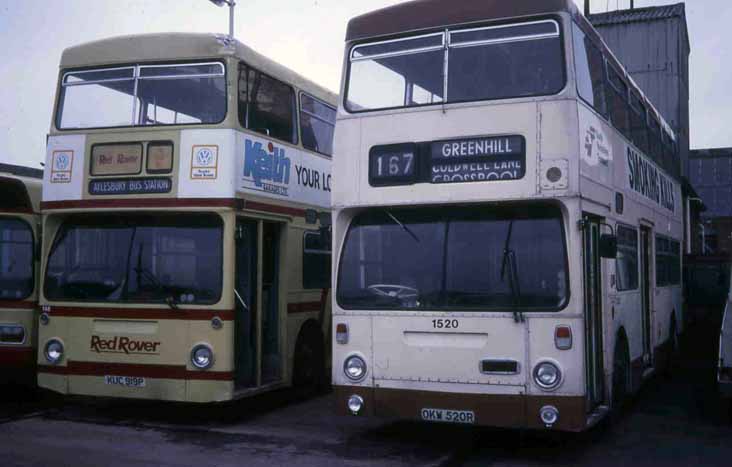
(599, 234), (617, 259)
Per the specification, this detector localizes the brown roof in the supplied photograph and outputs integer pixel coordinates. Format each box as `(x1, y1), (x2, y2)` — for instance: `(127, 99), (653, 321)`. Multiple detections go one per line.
(346, 0), (574, 42)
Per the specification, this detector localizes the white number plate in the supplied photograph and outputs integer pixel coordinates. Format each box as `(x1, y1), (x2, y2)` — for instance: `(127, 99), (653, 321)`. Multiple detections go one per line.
(104, 375), (146, 388)
(420, 408), (475, 424)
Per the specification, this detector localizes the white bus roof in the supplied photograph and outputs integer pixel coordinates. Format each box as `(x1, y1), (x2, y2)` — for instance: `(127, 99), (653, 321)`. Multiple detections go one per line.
(60, 33), (337, 105)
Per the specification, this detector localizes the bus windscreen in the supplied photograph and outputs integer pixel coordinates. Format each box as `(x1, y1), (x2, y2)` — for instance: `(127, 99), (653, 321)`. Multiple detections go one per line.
(45, 214), (223, 305)
(57, 62), (226, 129)
(337, 204), (568, 311)
(345, 20), (564, 112)
(0, 218), (34, 301)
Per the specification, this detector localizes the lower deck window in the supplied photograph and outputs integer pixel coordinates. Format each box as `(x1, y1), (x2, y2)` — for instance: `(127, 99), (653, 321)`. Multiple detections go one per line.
(337, 204), (569, 311)
(45, 213), (223, 304)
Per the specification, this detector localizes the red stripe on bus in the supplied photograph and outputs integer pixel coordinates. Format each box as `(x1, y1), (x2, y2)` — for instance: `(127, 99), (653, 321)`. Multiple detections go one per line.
(0, 301), (36, 310)
(0, 347), (35, 367)
(243, 200), (307, 218)
(287, 301), (322, 314)
(38, 361), (233, 381)
(40, 198), (240, 211)
(48, 306), (234, 321)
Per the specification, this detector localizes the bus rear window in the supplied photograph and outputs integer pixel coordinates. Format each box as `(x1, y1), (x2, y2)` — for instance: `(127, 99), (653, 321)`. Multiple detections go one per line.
(337, 204), (569, 311)
(345, 20), (564, 112)
(57, 62), (226, 129)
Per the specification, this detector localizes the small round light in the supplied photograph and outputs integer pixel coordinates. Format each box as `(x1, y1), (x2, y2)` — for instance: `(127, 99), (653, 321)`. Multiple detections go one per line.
(344, 355), (367, 381)
(546, 167), (562, 183)
(191, 344), (214, 369)
(348, 394), (364, 415)
(211, 316), (223, 330)
(540, 405), (559, 426)
(40, 313), (50, 326)
(44, 339), (64, 364)
(533, 361), (562, 390)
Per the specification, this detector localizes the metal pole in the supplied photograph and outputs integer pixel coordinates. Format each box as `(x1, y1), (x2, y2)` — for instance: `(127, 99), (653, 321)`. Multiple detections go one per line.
(630, 0), (634, 9)
(584, 0), (590, 16)
(229, 1), (235, 40)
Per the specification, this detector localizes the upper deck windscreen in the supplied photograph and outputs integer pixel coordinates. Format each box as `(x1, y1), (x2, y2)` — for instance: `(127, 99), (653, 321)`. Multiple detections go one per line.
(56, 62), (226, 130)
(345, 20), (564, 112)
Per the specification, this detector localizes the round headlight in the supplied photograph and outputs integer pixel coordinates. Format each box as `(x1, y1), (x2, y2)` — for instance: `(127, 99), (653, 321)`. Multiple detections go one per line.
(533, 361), (562, 390)
(191, 344), (214, 369)
(44, 339), (64, 364)
(344, 355), (367, 381)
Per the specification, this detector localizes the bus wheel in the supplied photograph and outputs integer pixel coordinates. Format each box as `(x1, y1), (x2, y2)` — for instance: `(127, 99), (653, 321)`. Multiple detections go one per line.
(293, 323), (326, 395)
(611, 337), (630, 415)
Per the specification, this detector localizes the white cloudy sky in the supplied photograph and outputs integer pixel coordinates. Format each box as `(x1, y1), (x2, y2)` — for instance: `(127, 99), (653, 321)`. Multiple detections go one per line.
(0, 0), (728, 167)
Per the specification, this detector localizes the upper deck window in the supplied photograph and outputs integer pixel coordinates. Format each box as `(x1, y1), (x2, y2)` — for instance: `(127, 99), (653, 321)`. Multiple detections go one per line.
(345, 19), (564, 112)
(238, 64), (297, 144)
(300, 93), (336, 156)
(56, 62), (226, 130)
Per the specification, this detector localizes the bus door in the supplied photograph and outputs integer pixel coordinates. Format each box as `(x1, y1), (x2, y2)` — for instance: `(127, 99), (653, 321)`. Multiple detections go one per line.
(235, 219), (258, 388)
(234, 219), (283, 389)
(261, 221), (281, 384)
(582, 215), (605, 409)
(640, 226), (653, 367)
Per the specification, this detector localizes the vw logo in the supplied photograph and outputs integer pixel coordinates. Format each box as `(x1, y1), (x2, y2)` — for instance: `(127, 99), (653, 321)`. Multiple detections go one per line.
(56, 153), (70, 170)
(196, 148), (213, 166)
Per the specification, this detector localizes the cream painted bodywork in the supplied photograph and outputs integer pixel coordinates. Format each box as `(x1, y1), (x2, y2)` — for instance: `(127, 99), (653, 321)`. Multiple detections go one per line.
(0, 172), (41, 376)
(38, 33), (335, 402)
(331, 11), (683, 421)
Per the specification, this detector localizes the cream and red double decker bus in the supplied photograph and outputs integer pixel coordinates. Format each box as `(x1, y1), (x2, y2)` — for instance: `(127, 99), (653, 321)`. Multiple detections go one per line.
(0, 163), (42, 384)
(332, 0), (684, 431)
(38, 33), (336, 402)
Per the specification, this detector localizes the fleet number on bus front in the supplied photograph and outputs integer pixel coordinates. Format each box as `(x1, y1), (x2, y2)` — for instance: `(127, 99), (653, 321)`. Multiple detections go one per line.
(432, 319), (459, 329)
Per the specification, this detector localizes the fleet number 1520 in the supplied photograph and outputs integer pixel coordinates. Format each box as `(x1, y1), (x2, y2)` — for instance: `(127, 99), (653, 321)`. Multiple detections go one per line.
(432, 319), (459, 329)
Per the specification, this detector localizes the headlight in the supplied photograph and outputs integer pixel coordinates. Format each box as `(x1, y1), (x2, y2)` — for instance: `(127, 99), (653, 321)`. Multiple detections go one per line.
(44, 339), (64, 364)
(191, 344), (214, 369)
(533, 361), (562, 390)
(344, 355), (367, 381)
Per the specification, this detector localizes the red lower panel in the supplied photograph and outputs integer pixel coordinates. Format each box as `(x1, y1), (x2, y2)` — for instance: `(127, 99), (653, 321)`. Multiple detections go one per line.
(0, 347), (35, 368)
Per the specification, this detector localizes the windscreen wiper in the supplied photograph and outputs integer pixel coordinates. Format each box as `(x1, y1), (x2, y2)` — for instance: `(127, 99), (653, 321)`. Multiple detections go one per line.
(500, 221), (524, 323)
(134, 243), (179, 310)
(385, 210), (419, 242)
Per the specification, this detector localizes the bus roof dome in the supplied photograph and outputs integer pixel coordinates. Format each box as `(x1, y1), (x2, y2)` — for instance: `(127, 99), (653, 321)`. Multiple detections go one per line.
(346, 0), (574, 42)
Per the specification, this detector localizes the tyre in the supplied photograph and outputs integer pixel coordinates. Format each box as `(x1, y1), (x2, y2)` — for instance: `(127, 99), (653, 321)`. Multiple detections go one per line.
(611, 336), (631, 415)
(293, 323), (326, 395)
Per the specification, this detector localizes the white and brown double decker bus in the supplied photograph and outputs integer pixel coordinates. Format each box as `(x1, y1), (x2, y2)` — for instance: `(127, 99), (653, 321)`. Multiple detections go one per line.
(331, 0), (684, 431)
(0, 163), (42, 384)
(37, 33), (336, 402)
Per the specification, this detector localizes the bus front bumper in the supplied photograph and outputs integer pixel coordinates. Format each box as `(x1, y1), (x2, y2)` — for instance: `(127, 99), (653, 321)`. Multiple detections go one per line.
(334, 385), (587, 432)
(37, 367), (235, 403)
